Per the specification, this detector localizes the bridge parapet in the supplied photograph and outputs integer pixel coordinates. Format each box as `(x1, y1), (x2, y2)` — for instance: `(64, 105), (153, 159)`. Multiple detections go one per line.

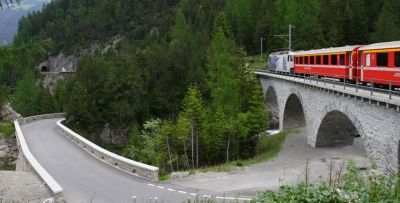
(56, 120), (159, 181)
(14, 114), (65, 203)
(18, 113), (66, 125)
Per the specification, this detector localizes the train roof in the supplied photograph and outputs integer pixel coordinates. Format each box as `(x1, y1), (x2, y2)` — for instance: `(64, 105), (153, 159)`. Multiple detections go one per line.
(359, 41), (400, 51)
(269, 50), (294, 55)
(295, 45), (361, 55)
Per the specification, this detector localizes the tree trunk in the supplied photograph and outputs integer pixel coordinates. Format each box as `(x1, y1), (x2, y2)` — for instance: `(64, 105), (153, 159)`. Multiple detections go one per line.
(237, 133), (240, 160)
(191, 119), (194, 168)
(166, 136), (173, 172)
(196, 130), (199, 168)
(183, 141), (189, 170)
(175, 152), (180, 171)
(226, 131), (231, 163)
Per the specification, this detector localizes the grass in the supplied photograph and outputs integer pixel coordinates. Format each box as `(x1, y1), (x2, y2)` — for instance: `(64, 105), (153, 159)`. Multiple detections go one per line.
(199, 129), (298, 173)
(0, 155), (16, 171)
(159, 174), (171, 181)
(160, 129), (299, 179)
(253, 161), (400, 202)
(0, 122), (14, 139)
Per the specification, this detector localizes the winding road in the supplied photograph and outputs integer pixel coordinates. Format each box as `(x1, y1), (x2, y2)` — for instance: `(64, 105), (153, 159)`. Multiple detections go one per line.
(21, 118), (250, 202)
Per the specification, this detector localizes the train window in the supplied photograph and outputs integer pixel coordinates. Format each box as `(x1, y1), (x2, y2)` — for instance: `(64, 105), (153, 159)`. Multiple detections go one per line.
(304, 56), (309, 64)
(300, 57), (303, 64)
(366, 53), (371, 67)
(339, 54), (345, 65)
(331, 55), (338, 65)
(323, 55), (329, 65)
(395, 52), (400, 67)
(310, 56), (314, 64)
(316, 55), (321, 64)
(376, 52), (388, 67)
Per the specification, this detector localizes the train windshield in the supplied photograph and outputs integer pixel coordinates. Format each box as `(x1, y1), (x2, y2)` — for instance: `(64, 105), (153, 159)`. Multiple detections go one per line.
(288, 55), (294, 62)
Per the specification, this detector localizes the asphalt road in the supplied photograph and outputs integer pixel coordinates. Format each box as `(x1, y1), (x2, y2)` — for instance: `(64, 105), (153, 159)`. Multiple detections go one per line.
(22, 118), (248, 203)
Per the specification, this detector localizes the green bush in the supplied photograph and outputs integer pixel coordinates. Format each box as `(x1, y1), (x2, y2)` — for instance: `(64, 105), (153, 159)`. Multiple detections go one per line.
(253, 161), (400, 202)
(0, 122), (14, 139)
(256, 131), (291, 156)
(236, 161), (243, 167)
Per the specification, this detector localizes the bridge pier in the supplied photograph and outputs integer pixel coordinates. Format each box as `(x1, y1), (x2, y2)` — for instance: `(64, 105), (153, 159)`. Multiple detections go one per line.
(259, 75), (400, 174)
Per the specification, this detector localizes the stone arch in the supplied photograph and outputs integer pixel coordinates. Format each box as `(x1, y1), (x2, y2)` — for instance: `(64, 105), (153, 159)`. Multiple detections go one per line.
(282, 93), (306, 130)
(41, 66), (49, 72)
(265, 86), (279, 129)
(315, 107), (369, 158)
(316, 111), (360, 147)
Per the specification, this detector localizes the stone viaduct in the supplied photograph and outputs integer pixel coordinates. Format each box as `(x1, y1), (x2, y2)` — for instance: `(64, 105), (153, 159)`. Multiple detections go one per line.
(256, 72), (400, 174)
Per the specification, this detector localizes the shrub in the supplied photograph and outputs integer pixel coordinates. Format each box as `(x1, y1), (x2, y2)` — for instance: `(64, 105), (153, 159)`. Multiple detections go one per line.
(252, 161), (400, 202)
(236, 161), (243, 167)
(0, 122), (14, 139)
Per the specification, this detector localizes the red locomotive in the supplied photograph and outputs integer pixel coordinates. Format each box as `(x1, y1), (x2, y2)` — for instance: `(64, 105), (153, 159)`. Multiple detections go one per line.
(269, 41), (400, 89)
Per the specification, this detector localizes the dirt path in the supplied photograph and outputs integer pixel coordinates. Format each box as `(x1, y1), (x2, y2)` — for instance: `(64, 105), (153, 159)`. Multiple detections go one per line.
(167, 128), (370, 197)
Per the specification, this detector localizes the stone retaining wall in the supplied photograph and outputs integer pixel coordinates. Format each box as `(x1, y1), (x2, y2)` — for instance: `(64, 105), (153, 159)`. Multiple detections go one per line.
(56, 120), (159, 181)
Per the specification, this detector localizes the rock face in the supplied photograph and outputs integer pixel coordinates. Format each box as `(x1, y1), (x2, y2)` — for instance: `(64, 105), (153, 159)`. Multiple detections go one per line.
(268, 107), (279, 130)
(0, 171), (52, 202)
(99, 123), (129, 145)
(36, 52), (78, 91)
(36, 52), (78, 73)
(0, 133), (17, 171)
(0, 103), (21, 121)
(39, 72), (74, 92)
(171, 172), (190, 179)
(49, 53), (78, 72)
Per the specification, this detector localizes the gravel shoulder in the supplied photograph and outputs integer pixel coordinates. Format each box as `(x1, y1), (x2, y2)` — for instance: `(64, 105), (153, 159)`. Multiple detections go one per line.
(167, 128), (370, 197)
(0, 171), (52, 202)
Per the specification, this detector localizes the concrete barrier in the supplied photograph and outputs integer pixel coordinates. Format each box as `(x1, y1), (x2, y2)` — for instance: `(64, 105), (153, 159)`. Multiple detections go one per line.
(14, 116), (64, 203)
(56, 120), (159, 181)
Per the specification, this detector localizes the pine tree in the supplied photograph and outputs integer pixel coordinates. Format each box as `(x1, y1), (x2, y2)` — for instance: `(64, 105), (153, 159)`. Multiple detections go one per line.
(347, 0), (368, 44)
(371, 0), (400, 42)
(247, 80), (269, 136)
(0, 86), (6, 107)
(0, 0), (20, 8)
(180, 85), (206, 168)
(207, 12), (239, 118)
(12, 71), (39, 117)
(37, 87), (57, 114)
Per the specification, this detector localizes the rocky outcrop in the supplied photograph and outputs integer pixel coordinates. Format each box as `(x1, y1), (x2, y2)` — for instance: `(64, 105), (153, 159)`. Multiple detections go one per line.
(0, 103), (21, 121)
(49, 53), (78, 72)
(36, 53), (78, 73)
(0, 133), (17, 171)
(39, 72), (74, 92)
(268, 106), (279, 130)
(101, 35), (125, 54)
(171, 172), (190, 179)
(99, 123), (129, 145)
(36, 52), (78, 91)
(0, 171), (53, 202)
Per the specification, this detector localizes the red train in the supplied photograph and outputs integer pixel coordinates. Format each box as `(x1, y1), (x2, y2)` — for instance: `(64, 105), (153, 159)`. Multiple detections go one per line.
(270, 41), (400, 88)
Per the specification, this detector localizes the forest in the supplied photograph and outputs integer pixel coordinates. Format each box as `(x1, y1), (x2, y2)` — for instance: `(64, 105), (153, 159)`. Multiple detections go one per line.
(1, 0), (400, 174)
